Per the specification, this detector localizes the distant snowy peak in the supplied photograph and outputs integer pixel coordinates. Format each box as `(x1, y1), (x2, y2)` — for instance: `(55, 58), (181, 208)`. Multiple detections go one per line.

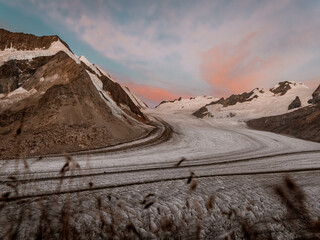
(193, 81), (313, 120)
(201, 81), (309, 110)
(156, 96), (218, 112)
(269, 81), (308, 96)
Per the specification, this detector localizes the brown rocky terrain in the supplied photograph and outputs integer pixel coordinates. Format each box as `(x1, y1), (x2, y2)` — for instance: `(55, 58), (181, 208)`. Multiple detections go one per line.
(0, 30), (151, 159)
(247, 84), (320, 142)
(0, 55), (55, 94)
(0, 28), (70, 51)
(309, 84), (320, 104)
(270, 81), (292, 95)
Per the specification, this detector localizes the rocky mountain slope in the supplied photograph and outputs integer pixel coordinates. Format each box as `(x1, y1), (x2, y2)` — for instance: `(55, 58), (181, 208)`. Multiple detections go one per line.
(0, 29), (151, 159)
(247, 84), (320, 142)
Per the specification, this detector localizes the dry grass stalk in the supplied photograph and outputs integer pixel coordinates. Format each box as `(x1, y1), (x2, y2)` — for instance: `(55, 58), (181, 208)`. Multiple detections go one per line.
(190, 179), (197, 191)
(175, 157), (186, 167)
(206, 194), (215, 211)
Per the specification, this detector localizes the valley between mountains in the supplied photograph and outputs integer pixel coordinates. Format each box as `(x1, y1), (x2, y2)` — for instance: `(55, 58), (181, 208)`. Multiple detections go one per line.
(1, 29), (320, 239)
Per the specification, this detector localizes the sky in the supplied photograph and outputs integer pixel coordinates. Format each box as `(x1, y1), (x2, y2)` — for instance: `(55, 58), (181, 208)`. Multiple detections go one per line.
(0, 0), (319, 107)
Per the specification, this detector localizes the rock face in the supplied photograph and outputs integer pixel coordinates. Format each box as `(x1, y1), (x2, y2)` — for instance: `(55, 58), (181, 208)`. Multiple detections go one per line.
(270, 81), (292, 95)
(247, 104), (320, 143)
(192, 90), (258, 118)
(210, 91), (257, 107)
(0, 55), (55, 94)
(0, 29), (150, 159)
(309, 84), (320, 104)
(100, 74), (144, 118)
(247, 84), (320, 143)
(0, 28), (70, 51)
(193, 106), (210, 118)
(156, 99), (178, 108)
(288, 96), (301, 110)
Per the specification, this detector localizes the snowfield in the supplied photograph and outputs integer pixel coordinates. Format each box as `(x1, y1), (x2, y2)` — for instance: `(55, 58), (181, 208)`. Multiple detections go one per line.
(0, 82), (320, 239)
(0, 40), (80, 66)
(1, 84), (320, 239)
(1, 105), (320, 194)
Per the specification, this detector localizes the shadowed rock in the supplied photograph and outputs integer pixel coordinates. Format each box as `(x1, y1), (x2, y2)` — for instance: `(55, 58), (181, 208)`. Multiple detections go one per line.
(193, 106), (211, 118)
(247, 104), (320, 143)
(288, 96), (301, 110)
(270, 81), (292, 96)
(310, 84), (320, 104)
(0, 55), (55, 94)
(192, 90), (258, 118)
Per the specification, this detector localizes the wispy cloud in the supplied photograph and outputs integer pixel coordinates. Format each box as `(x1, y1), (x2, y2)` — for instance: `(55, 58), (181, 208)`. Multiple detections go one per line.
(123, 82), (189, 106)
(200, 32), (282, 95)
(2, 0), (320, 101)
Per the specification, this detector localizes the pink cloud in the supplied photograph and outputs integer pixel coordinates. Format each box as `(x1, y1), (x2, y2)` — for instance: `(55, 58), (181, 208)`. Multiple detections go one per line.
(200, 33), (282, 95)
(304, 77), (320, 89)
(123, 82), (189, 103)
(6, 0), (319, 98)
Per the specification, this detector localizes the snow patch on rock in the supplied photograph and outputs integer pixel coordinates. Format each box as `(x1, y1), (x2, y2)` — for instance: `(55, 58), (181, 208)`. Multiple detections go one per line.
(86, 70), (123, 119)
(79, 56), (102, 77)
(96, 66), (116, 82)
(7, 87), (29, 98)
(0, 87), (38, 110)
(0, 40), (80, 66)
(86, 70), (147, 124)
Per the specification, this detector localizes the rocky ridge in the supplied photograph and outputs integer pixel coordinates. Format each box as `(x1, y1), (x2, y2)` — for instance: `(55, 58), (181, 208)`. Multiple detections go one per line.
(0, 28), (70, 51)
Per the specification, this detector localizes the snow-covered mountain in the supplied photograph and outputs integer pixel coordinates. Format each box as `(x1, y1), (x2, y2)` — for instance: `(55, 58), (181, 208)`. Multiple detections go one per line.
(155, 96), (219, 113)
(0, 28), (150, 158)
(154, 81), (319, 142)
(192, 81), (314, 120)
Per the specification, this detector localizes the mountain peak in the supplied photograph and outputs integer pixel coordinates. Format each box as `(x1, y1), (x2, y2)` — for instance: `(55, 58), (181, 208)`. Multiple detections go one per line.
(0, 29), (151, 159)
(269, 81), (307, 96)
(79, 55), (91, 66)
(192, 81), (313, 119)
(0, 28), (72, 52)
